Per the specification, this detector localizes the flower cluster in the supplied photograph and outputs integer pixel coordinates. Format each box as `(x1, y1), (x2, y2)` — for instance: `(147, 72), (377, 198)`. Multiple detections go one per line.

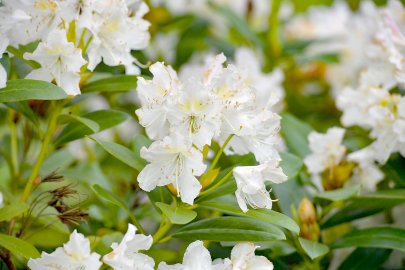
(28, 224), (273, 270)
(136, 53), (287, 210)
(0, 0), (150, 93)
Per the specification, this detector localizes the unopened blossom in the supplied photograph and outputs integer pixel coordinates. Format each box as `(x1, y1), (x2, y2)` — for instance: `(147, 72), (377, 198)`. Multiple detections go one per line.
(136, 62), (181, 140)
(27, 230), (102, 270)
(158, 240), (227, 270)
(304, 127), (346, 175)
(137, 134), (206, 204)
(233, 161), (287, 213)
(83, 1), (150, 74)
(103, 224), (154, 270)
(24, 29), (86, 95)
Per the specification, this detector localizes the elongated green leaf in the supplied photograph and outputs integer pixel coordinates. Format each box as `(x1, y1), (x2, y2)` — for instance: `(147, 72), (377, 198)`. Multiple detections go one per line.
(322, 189), (405, 228)
(90, 137), (144, 172)
(0, 202), (29, 222)
(383, 155), (405, 187)
(199, 197), (299, 233)
(82, 75), (137, 93)
(155, 202), (197, 225)
(215, 5), (262, 47)
(174, 217), (285, 242)
(280, 152), (303, 179)
(0, 234), (40, 259)
(332, 227), (405, 252)
(92, 184), (139, 226)
(0, 80), (67, 102)
(337, 248), (392, 270)
(298, 237), (329, 259)
(280, 113), (312, 158)
(54, 109), (129, 145)
(315, 185), (361, 202)
(5, 102), (40, 127)
(59, 114), (100, 133)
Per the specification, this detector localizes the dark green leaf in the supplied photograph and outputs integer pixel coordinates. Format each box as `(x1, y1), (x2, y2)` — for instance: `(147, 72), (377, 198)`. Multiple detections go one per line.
(280, 113), (312, 158)
(280, 152), (303, 179)
(173, 216), (285, 242)
(315, 185), (361, 202)
(81, 75), (137, 93)
(332, 227), (405, 252)
(54, 109), (129, 145)
(298, 237), (329, 259)
(155, 202), (197, 224)
(337, 248), (392, 270)
(90, 137), (144, 172)
(59, 114), (100, 133)
(199, 196), (299, 233)
(0, 234), (40, 259)
(5, 102), (40, 127)
(0, 80), (67, 102)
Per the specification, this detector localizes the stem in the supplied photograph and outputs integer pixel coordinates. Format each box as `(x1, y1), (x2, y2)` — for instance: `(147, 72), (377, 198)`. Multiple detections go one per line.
(207, 134), (234, 172)
(127, 210), (145, 234)
(153, 220), (172, 244)
(267, 0), (282, 67)
(8, 113), (19, 180)
(20, 102), (63, 202)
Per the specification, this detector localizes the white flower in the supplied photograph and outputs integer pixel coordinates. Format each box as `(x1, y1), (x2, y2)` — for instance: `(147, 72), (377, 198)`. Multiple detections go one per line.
(304, 127), (346, 175)
(83, 1), (150, 74)
(225, 110), (282, 164)
(233, 47), (284, 111)
(348, 147), (384, 190)
(24, 29), (86, 95)
(103, 224), (154, 270)
(136, 62), (181, 140)
(233, 161), (287, 213)
(137, 134), (206, 205)
(228, 242), (274, 270)
(0, 192), (3, 208)
(27, 230), (102, 270)
(167, 78), (222, 149)
(0, 65), (6, 89)
(158, 240), (227, 270)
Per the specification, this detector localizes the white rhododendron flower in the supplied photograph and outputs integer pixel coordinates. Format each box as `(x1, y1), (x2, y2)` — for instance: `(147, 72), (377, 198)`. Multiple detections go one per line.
(103, 224), (154, 270)
(27, 230), (102, 270)
(83, 1), (150, 74)
(167, 79), (222, 149)
(138, 134), (206, 204)
(158, 240), (227, 270)
(215, 242), (274, 270)
(0, 64), (6, 89)
(233, 161), (287, 213)
(24, 29), (86, 95)
(304, 127), (346, 175)
(136, 62), (181, 140)
(0, 192), (3, 208)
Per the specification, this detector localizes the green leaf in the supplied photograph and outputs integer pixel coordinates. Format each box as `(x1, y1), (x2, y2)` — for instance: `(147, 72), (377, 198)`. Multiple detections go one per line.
(332, 227), (405, 252)
(315, 185), (361, 202)
(5, 102), (40, 127)
(280, 152), (303, 179)
(155, 202), (197, 224)
(0, 202), (29, 222)
(54, 109), (129, 145)
(215, 5), (262, 48)
(173, 216), (285, 242)
(298, 237), (329, 259)
(337, 248), (392, 270)
(382, 155), (405, 187)
(59, 114), (100, 133)
(90, 137), (144, 172)
(280, 113), (312, 158)
(92, 184), (141, 229)
(0, 80), (67, 102)
(199, 196), (299, 233)
(81, 75), (137, 93)
(322, 189), (405, 228)
(0, 234), (40, 259)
